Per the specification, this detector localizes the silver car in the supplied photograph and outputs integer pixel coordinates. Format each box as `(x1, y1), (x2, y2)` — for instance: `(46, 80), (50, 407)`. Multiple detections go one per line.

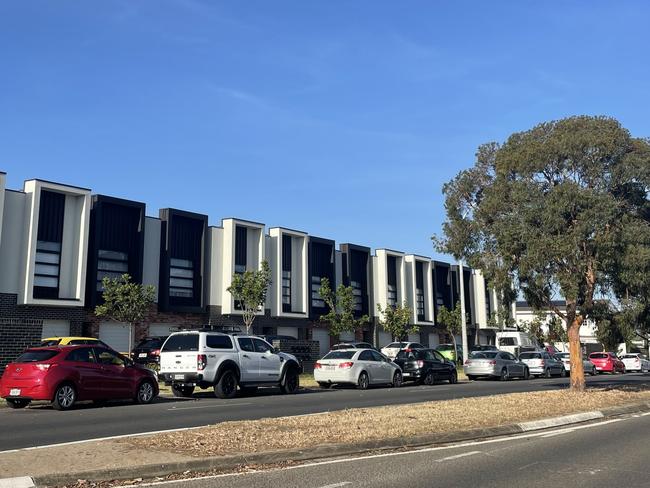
(555, 352), (597, 376)
(463, 351), (530, 381)
(519, 351), (566, 378)
(314, 349), (403, 389)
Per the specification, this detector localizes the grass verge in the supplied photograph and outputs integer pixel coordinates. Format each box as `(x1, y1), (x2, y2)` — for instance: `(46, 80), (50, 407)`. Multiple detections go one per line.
(123, 386), (650, 457)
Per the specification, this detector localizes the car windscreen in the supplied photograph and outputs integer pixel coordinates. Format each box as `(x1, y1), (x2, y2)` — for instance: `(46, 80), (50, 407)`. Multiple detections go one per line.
(323, 351), (356, 360)
(15, 350), (60, 362)
(436, 345), (453, 351)
(137, 338), (164, 349)
(519, 352), (542, 359)
(621, 355), (638, 359)
(590, 353), (608, 359)
(161, 334), (199, 352)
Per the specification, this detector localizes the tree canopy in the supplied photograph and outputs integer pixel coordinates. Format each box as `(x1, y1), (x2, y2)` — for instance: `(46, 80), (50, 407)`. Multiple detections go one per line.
(318, 277), (370, 337)
(376, 302), (415, 342)
(435, 116), (650, 390)
(227, 260), (272, 334)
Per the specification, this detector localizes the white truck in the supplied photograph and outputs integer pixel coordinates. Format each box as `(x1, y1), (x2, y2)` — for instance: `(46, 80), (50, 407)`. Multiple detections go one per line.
(495, 331), (541, 356)
(158, 331), (302, 399)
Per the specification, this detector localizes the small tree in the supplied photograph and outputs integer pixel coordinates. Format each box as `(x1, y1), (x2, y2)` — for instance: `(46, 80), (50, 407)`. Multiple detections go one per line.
(227, 260), (272, 334)
(95, 273), (156, 356)
(377, 302), (415, 342)
(437, 302), (463, 362)
(520, 311), (547, 346)
(318, 277), (369, 338)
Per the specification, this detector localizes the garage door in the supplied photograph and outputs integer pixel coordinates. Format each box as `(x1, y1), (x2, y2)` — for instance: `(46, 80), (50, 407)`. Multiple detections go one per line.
(148, 324), (180, 337)
(408, 333), (421, 344)
(339, 331), (355, 342)
(277, 326), (298, 339)
(428, 333), (440, 348)
(41, 320), (70, 339)
(312, 328), (331, 358)
(99, 322), (132, 353)
(378, 331), (392, 348)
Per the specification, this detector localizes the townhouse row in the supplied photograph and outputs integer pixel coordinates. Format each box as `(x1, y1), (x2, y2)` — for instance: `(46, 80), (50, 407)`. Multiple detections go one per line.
(0, 171), (501, 367)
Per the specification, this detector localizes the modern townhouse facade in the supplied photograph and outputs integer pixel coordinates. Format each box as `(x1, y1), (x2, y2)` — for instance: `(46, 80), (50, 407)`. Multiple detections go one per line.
(0, 170), (500, 370)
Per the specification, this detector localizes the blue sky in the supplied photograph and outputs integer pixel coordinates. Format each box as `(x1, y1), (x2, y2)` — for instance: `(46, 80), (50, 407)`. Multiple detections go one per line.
(1, 1), (649, 261)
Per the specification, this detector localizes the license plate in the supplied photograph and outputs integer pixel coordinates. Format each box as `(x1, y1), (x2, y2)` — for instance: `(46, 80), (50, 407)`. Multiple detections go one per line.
(139, 353), (147, 358)
(10, 389), (20, 396)
(174, 374), (185, 380)
(324, 366), (335, 371)
(403, 373), (411, 377)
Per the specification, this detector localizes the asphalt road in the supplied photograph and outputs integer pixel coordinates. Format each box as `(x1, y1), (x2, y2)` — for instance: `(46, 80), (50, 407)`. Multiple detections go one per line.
(1, 373), (648, 450)
(149, 411), (650, 488)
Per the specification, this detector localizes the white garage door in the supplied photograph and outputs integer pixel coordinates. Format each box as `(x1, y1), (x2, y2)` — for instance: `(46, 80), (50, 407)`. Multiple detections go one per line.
(277, 326), (298, 339)
(312, 328), (331, 358)
(378, 331), (392, 348)
(41, 320), (70, 339)
(99, 322), (132, 353)
(408, 333), (421, 344)
(148, 324), (180, 337)
(428, 333), (440, 348)
(339, 331), (355, 342)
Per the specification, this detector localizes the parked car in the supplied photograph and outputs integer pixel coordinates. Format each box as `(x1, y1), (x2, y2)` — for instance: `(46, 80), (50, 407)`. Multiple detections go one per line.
(0, 345), (158, 410)
(555, 352), (597, 375)
(393, 348), (457, 384)
(519, 351), (566, 378)
(496, 331), (540, 356)
(332, 342), (376, 351)
(258, 335), (298, 343)
(463, 351), (530, 381)
(381, 342), (425, 359)
(39, 336), (111, 348)
(620, 353), (650, 373)
(314, 349), (402, 389)
(470, 344), (499, 352)
(158, 331), (302, 398)
(589, 352), (626, 374)
(132, 336), (168, 364)
(435, 344), (464, 362)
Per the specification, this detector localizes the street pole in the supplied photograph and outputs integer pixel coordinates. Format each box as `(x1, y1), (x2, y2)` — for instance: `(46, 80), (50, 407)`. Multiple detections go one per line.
(458, 261), (468, 363)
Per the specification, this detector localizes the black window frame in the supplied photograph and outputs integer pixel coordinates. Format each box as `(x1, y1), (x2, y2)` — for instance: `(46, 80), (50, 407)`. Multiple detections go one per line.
(33, 190), (66, 300)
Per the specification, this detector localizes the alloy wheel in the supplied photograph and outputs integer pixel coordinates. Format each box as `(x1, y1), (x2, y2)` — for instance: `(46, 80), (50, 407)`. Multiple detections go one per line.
(138, 382), (154, 403)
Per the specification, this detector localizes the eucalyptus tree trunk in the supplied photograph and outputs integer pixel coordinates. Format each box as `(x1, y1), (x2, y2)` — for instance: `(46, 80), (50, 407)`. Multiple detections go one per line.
(566, 301), (586, 391)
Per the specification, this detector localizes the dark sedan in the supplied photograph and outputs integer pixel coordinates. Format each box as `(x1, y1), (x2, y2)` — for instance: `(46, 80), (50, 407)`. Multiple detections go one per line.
(393, 348), (458, 385)
(132, 336), (167, 364)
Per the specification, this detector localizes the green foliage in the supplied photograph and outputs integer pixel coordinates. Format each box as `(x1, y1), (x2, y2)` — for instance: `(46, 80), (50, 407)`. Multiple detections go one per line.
(94, 274), (156, 354)
(377, 302), (415, 342)
(437, 302), (463, 361)
(318, 277), (370, 337)
(227, 260), (272, 334)
(546, 316), (568, 344)
(520, 311), (547, 345)
(434, 116), (650, 389)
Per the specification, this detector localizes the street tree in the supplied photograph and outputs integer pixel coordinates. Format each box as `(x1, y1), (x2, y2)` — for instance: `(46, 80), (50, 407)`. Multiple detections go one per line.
(435, 116), (650, 390)
(95, 273), (156, 356)
(227, 260), (272, 334)
(436, 302), (463, 362)
(318, 277), (370, 338)
(376, 302), (415, 342)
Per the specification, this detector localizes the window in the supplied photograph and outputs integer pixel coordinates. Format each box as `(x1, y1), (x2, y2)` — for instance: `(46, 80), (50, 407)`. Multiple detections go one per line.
(237, 338), (255, 352)
(253, 338), (273, 353)
(97, 250), (129, 291)
(311, 276), (325, 308)
(386, 256), (398, 308)
(519, 352), (542, 359)
(416, 262), (425, 320)
(66, 348), (95, 363)
(95, 348), (126, 366)
(350, 281), (363, 311)
(359, 350), (374, 361)
(282, 235), (292, 311)
(34, 240), (61, 290)
(416, 288), (425, 319)
(323, 351), (355, 360)
(370, 351), (386, 362)
(432, 350), (446, 362)
(161, 334), (199, 352)
(282, 271), (291, 306)
(169, 258), (194, 298)
(206, 335), (233, 349)
(498, 337), (516, 346)
(15, 350), (60, 362)
(235, 225), (247, 274)
(33, 190), (66, 299)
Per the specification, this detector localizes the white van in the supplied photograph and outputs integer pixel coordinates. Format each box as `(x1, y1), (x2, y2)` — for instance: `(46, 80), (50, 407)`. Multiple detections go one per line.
(495, 331), (540, 356)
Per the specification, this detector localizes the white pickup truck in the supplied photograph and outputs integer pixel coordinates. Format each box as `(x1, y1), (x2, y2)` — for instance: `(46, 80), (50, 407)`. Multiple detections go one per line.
(158, 331), (301, 399)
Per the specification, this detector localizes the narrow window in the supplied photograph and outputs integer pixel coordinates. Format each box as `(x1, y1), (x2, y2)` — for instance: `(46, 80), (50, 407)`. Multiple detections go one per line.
(169, 258), (194, 298)
(33, 190), (65, 299)
(282, 234), (292, 312)
(96, 250), (129, 291)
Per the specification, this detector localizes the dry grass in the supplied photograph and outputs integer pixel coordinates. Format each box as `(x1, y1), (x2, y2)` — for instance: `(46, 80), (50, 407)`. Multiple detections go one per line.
(123, 386), (650, 457)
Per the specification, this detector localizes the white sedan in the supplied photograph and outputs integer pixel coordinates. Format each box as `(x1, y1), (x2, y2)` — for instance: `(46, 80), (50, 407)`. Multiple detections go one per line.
(620, 353), (650, 373)
(314, 349), (403, 389)
(555, 352), (597, 375)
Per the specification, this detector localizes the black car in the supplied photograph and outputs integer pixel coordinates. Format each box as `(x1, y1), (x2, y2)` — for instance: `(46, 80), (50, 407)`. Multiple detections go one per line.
(132, 336), (168, 364)
(470, 344), (499, 352)
(393, 348), (458, 385)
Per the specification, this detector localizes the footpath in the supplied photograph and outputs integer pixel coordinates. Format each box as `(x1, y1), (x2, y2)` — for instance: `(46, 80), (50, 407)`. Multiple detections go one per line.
(1, 388), (649, 487)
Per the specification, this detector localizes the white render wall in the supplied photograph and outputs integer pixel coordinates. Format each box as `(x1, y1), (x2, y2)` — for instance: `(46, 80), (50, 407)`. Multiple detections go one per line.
(268, 228), (308, 317)
(404, 255), (434, 324)
(372, 249), (406, 314)
(0, 190), (27, 294)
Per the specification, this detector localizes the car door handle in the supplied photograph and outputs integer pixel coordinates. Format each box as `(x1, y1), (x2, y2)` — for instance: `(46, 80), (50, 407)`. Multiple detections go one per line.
(261, 356), (268, 360)
(243, 354), (250, 358)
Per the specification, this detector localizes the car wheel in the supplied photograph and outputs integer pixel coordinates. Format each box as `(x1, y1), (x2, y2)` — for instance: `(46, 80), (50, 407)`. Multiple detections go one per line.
(591, 366), (597, 376)
(214, 370), (238, 399)
(317, 382), (332, 389)
(135, 380), (156, 404)
(52, 383), (76, 411)
(449, 370), (458, 384)
(422, 370), (435, 385)
(561, 367), (567, 378)
(467, 375), (477, 381)
(6, 398), (30, 409)
(280, 368), (300, 394)
(544, 368), (552, 379)
(392, 371), (403, 388)
(357, 371), (370, 390)
(621, 367), (626, 375)
(500, 368), (509, 381)
(523, 367), (530, 380)
(171, 384), (195, 398)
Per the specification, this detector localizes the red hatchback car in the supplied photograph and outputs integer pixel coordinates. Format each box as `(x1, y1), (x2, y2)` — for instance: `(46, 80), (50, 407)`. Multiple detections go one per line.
(589, 352), (626, 374)
(0, 345), (159, 410)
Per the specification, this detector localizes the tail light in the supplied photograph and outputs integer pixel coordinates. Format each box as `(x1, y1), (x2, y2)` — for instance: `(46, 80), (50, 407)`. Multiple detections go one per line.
(35, 364), (54, 371)
(464, 359), (471, 365)
(404, 348), (412, 353)
(151, 349), (160, 356)
(339, 361), (354, 369)
(416, 360), (424, 368)
(489, 360), (497, 365)
(197, 354), (207, 371)
(314, 362), (322, 369)
(540, 360), (546, 366)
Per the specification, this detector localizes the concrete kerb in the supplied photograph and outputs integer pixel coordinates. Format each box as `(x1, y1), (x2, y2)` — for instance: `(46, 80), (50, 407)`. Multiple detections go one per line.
(30, 401), (650, 487)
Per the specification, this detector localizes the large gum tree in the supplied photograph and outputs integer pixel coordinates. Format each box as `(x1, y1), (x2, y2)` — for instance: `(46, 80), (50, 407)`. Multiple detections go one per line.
(435, 116), (650, 391)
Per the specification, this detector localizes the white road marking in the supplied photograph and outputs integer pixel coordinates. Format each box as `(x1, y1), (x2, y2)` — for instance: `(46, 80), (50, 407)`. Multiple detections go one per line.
(134, 416), (630, 487)
(317, 483), (352, 488)
(167, 402), (253, 411)
(435, 451), (482, 462)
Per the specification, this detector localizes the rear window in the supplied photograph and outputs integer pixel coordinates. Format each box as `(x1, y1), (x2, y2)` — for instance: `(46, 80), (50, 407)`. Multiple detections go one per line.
(519, 352), (542, 359)
(15, 350), (60, 362)
(557, 353), (570, 358)
(590, 353), (608, 359)
(386, 343), (407, 349)
(498, 337), (517, 346)
(39, 339), (61, 347)
(136, 338), (164, 349)
(332, 344), (354, 350)
(621, 354), (638, 359)
(206, 335), (233, 349)
(323, 351), (356, 360)
(162, 334), (199, 352)
(396, 350), (421, 360)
